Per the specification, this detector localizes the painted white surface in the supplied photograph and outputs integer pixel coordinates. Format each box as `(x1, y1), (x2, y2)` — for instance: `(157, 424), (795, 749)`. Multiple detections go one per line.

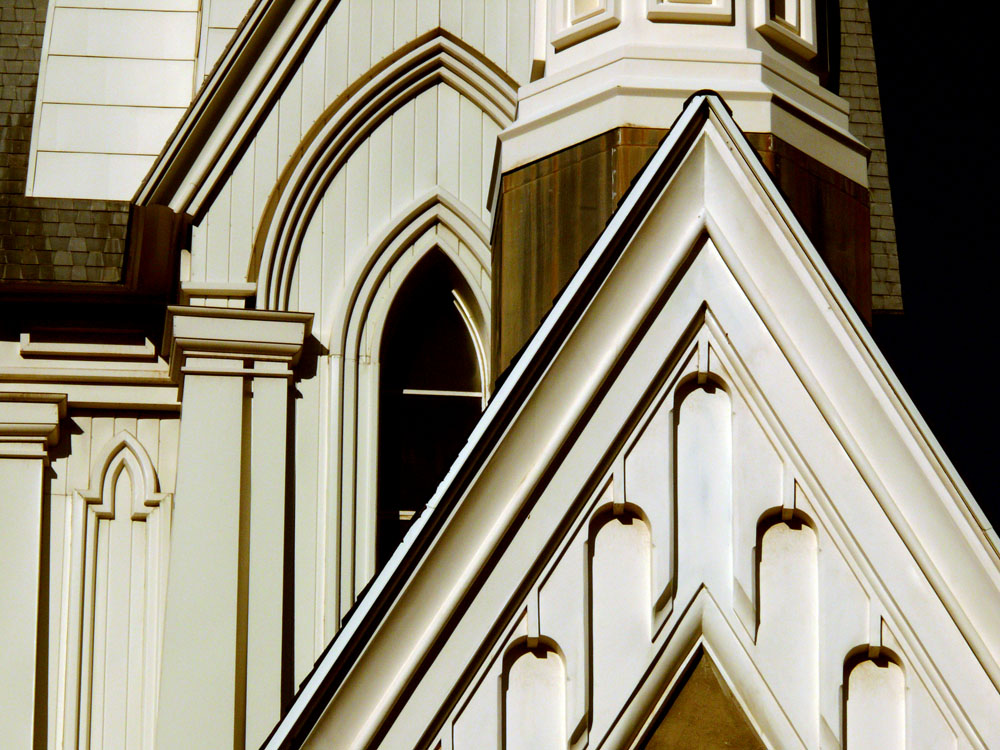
(155, 372), (244, 749)
(27, 0), (198, 199)
(0, 396), (62, 750)
(48, 7), (197, 59)
(32, 152), (156, 201)
(40, 57), (194, 108)
(35, 103), (187, 155)
(282, 98), (994, 750)
(39, 413), (178, 750)
(846, 660), (905, 750)
(197, 0), (256, 81)
(757, 521), (819, 745)
(591, 514), (651, 740)
(504, 649), (565, 750)
(0, 456), (47, 748)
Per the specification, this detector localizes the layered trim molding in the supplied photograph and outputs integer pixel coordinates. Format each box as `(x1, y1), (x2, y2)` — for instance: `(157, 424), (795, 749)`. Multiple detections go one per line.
(0, 392), (66, 460)
(163, 306), (313, 384)
(331, 196), (492, 598)
(251, 31), (517, 310)
(136, 0), (331, 214)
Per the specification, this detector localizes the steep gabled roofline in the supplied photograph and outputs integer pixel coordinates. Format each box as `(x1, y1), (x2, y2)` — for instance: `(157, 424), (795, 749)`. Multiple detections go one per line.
(262, 92), (1000, 748)
(135, 0), (339, 215)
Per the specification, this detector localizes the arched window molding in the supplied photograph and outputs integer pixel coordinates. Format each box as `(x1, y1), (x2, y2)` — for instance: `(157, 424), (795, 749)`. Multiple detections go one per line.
(60, 432), (171, 750)
(333, 202), (491, 602)
(250, 32), (517, 310)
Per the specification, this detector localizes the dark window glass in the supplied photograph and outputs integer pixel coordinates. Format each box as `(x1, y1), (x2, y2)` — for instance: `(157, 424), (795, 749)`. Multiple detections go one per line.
(376, 250), (483, 568)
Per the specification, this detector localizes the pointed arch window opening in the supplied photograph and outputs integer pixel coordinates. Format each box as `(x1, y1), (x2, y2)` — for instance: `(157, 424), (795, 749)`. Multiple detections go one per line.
(376, 250), (486, 569)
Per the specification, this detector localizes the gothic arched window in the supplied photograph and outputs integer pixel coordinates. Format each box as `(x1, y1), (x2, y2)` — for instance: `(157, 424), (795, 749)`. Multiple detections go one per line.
(376, 250), (484, 568)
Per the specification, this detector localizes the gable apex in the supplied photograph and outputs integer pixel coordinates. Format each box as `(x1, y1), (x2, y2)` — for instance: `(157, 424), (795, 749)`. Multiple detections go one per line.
(261, 93), (1000, 749)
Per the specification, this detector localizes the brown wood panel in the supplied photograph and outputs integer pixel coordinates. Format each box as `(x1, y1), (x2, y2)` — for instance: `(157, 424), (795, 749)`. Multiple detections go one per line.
(493, 128), (872, 382)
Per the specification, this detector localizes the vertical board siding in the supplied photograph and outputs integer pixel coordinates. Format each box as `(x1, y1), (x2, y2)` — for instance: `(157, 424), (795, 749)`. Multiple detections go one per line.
(390, 99), (416, 219)
(195, 0), (529, 285)
(278, 70), (304, 172)
(348, 0), (373, 84)
(230, 146), (257, 278)
(367, 120), (393, 245)
(416, 0), (440, 35)
(414, 87), (439, 196)
(370, 0), (395, 67)
(207, 179), (232, 280)
(286, 80), (498, 670)
(294, 361), (323, 685)
(394, 0), (417, 49)
(462, 0), (485, 56)
(437, 85), (461, 198)
(302, 28), (328, 135)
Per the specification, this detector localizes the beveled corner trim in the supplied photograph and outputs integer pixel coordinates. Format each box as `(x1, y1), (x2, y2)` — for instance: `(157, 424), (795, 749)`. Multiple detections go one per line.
(551, 0), (621, 51)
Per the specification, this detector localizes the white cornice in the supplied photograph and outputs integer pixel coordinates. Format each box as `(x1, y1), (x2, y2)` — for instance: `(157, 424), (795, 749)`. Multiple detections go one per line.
(163, 306), (314, 383)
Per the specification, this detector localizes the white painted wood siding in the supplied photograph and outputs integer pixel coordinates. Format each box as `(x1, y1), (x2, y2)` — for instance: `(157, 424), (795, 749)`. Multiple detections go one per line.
(197, 0), (256, 83)
(184, 0), (529, 686)
(27, 0), (199, 200)
(44, 413), (179, 750)
(187, 0), (530, 288)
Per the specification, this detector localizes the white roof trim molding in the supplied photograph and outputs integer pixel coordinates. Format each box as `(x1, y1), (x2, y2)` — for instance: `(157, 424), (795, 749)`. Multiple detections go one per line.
(135, 0), (517, 225)
(261, 94), (1000, 749)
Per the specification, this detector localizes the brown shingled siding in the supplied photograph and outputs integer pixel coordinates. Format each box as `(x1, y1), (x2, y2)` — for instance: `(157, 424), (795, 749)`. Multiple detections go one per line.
(0, 0), (129, 284)
(839, 0), (901, 311)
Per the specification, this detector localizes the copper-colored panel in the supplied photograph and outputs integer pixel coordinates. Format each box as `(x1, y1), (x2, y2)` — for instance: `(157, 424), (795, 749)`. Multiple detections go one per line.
(492, 127), (872, 382)
(639, 649), (766, 750)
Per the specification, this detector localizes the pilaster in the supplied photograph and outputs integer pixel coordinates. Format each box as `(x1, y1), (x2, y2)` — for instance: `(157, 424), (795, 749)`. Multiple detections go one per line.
(156, 307), (311, 750)
(0, 393), (65, 748)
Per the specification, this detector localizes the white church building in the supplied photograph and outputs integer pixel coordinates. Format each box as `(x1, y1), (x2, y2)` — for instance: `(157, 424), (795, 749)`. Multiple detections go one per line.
(1, 0), (997, 748)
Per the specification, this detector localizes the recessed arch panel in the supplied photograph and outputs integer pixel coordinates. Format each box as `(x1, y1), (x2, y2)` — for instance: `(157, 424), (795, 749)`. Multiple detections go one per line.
(252, 32), (517, 310)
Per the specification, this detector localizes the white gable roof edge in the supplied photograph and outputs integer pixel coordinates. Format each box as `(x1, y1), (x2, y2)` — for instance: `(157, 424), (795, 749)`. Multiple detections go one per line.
(134, 0), (335, 214)
(259, 89), (714, 750)
(705, 106), (996, 553)
(262, 92), (1000, 748)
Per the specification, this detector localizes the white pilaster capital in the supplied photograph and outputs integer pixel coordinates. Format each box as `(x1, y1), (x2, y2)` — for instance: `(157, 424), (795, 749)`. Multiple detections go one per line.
(163, 306), (314, 383)
(0, 392), (67, 461)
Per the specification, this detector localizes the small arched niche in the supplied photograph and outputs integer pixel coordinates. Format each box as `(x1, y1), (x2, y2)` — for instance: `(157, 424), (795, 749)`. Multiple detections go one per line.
(674, 380), (732, 592)
(376, 249), (484, 567)
(755, 515), (818, 740)
(503, 645), (566, 750)
(845, 656), (905, 750)
(589, 509), (652, 738)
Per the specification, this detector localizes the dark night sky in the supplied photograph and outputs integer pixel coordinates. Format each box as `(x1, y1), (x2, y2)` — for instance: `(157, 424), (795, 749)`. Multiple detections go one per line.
(868, 3), (997, 519)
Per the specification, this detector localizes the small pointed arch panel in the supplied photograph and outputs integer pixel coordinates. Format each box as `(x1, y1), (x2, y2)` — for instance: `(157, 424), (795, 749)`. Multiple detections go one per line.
(59, 429), (172, 749)
(238, 32), (516, 311)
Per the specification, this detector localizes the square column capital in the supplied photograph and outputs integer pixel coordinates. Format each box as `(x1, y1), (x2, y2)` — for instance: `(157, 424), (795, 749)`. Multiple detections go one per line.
(163, 306), (314, 382)
(0, 392), (67, 460)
